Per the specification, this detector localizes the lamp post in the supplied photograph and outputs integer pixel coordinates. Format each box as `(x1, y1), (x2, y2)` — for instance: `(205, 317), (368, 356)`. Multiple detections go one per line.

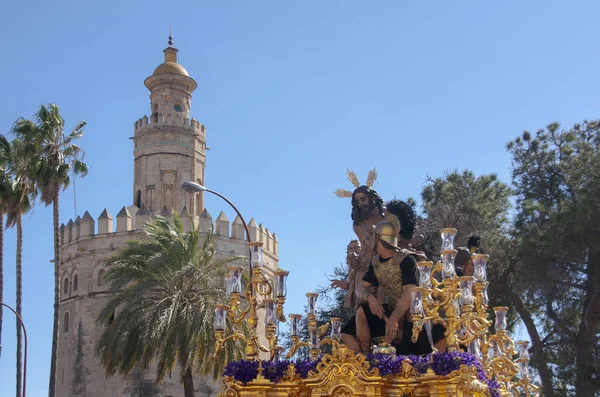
(1, 302), (27, 397)
(181, 181), (253, 293)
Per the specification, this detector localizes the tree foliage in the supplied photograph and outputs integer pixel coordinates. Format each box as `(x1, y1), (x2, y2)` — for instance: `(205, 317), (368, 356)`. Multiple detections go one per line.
(95, 214), (247, 397)
(507, 121), (600, 396)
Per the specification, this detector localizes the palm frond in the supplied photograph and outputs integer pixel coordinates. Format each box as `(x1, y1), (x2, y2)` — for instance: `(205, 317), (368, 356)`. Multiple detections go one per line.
(96, 213), (245, 381)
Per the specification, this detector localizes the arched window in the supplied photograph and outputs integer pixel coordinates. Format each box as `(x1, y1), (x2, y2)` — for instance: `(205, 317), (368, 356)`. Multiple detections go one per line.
(164, 187), (173, 209)
(63, 312), (70, 333)
(98, 269), (106, 286)
(136, 190), (142, 208)
(174, 104), (183, 113)
(63, 277), (69, 295)
(73, 274), (78, 291)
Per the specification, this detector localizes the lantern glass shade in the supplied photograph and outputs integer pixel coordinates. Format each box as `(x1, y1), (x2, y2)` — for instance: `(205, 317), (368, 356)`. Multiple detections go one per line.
(275, 270), (289, 298)
(459, 277), (475, 306)
(214, 305), (227, 331)
(227, 267), (243, 296)
(289, 314), (301, 336)
(441, 250), (457, 279)
(440, 228), (457, 251)
(251, 244), (263, 268)
(309, 328), (318, 349)
(473, 254), (489, 282)
(306, 293), (318, 315)
(483, 285), (489, 305)
(517, 340), (530, 360)
(519, 361), (530, 379)
(264, 299), (276, 326)
(417, 262), (433, 289)
(410, 290), (424, 316)
(330, 317), (342, 340)
(494, 307), (508, 332)
(468, 339), (481, 358)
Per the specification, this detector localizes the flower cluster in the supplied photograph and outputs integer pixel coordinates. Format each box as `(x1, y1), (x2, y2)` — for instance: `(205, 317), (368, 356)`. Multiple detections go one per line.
(261, 359), (292, 383)
(223, 360), (259, 385)
(294, 356), (321, 379)
(223, 352), (501, 397)
(367, 352), (500, 397)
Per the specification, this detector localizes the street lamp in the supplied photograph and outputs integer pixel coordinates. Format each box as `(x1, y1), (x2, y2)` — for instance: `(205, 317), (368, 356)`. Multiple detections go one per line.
(1, 302), (28, 397)
(181, 181), (253, 292)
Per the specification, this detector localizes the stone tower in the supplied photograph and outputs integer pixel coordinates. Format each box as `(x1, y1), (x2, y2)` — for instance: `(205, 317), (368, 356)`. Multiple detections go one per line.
(133, 38), (206, 214)
(55, 38), (279, 397)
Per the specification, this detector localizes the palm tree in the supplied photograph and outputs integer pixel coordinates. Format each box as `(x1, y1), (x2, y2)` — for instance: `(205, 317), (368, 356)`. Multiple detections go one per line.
(95, 214), (246, 397)
(0, 135), (12, 369)
(12, 104), (88, 397)
(1, 136), (37, 397)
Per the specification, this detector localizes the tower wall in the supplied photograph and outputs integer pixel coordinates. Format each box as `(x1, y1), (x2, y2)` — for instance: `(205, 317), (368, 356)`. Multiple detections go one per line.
(57, 208), (279, 397)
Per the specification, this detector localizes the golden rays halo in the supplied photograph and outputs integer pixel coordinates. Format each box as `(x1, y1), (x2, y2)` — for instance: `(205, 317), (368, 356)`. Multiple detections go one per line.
(333, 168), (378, 198)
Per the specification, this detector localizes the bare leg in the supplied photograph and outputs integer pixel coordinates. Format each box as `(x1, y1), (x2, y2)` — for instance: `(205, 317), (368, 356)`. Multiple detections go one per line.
(356, 306), (371, 353)
(341, 333), (360, 352)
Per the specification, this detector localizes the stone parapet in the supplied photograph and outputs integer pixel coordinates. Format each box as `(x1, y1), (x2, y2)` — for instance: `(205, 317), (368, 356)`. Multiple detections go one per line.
(60, 206), (279, 258)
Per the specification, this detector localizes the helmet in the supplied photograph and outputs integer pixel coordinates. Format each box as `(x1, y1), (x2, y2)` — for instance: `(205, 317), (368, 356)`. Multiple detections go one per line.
(375, 221), (400, 250)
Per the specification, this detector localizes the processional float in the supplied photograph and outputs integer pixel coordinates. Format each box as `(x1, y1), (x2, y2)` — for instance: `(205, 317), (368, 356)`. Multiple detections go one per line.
(214, 229), (539, 397)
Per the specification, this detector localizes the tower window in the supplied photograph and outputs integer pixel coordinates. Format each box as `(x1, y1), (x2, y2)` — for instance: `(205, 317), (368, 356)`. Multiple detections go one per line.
(98, 269), (106, 286)
(63, 277), (69, 295)
(174, 104), (183, 112)
(63, 312), (70, 333)
(73, 274), (78, 291)
(137, 190), (142, 208)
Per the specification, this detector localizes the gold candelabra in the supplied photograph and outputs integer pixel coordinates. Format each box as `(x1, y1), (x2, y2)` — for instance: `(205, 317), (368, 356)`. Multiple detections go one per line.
(409, 228), (539, 396)
(213, 242), (290, 361)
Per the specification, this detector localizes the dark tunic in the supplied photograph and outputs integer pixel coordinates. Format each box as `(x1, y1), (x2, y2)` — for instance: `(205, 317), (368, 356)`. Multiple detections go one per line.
(361, 253), (445, 355)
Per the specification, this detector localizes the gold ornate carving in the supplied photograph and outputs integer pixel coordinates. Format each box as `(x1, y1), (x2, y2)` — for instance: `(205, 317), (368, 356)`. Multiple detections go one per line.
(302, 346), (383, 397)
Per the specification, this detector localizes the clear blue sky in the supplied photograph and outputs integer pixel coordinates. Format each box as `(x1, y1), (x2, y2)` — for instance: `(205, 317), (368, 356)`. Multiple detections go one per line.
(1, 0), (599, 395)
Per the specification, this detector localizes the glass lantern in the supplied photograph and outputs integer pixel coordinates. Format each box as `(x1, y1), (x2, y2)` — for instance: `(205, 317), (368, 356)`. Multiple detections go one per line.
(250, 243), (263, 268)
(459, 277), (475, 306)
(227, 266), (243, 296)
(289, 314), (302, 337)
(494, 307), (508, 332)
(517, 340), (530, 360)
(473, 254), (489, 282)
(441, 250), (457, 279)
(264, 299), (276, 326)
(213, 304), (227, 331)
(410, 290), (424, 316)
(483, 285), (489, 306)
(306, 292), (318, 316)
(468, 338), (481, 358)
(330, 317), (342, 340)
(309, 328), (318, 349)
(417, 262), (433, 289)
(275, 270), (289, 298)
(440, 228), (457, 251)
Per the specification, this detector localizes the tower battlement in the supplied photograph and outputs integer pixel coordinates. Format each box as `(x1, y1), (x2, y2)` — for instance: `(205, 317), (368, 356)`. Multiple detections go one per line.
(134, 114), (206, 137)
(59, 206), (279, 257)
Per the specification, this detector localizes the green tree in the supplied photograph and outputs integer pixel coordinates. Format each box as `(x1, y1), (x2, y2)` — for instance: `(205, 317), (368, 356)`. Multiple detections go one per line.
(0, 136), (12, 367)
(507, 121), (600, 397)
(417, 170), (561, 395)
(95, 214), (246, 397)
(12, 103), (88, 397)
(1, 136), (37, 397)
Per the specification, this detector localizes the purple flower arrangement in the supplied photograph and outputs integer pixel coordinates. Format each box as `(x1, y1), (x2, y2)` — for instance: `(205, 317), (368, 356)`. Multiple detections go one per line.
(224, 352), (500, 397)
(223, 360), (260, 385)
(261, 359), (292, 383)
(224, 357), (323, 385)
(366, 352), (501, 397)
